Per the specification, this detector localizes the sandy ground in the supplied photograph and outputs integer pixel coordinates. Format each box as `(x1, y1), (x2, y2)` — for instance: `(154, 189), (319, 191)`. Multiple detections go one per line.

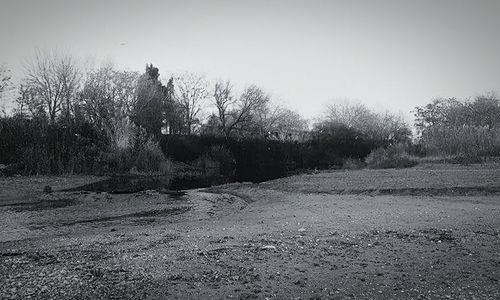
(0, 163), (499, 299)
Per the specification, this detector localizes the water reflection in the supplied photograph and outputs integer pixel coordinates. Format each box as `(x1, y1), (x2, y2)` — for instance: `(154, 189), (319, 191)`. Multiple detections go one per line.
(65, 175), (232, 194)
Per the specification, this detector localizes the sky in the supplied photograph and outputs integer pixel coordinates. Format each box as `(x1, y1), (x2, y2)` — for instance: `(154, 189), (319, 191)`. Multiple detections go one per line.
(1, 0), (500, 120)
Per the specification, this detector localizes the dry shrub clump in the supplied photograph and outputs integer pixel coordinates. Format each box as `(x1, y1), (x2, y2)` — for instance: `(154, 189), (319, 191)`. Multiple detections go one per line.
(103, 140), (172, 175)
(365, 144), (418, 169)
(134, 140), (173, 175)
(102, 147), (134, 174)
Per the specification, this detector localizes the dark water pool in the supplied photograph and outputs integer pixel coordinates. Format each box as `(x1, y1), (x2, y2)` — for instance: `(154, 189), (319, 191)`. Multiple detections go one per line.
(64, 175), (232, 194)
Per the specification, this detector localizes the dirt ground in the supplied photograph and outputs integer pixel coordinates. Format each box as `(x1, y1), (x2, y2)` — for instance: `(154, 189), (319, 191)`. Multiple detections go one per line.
(1, 163), (499, 299)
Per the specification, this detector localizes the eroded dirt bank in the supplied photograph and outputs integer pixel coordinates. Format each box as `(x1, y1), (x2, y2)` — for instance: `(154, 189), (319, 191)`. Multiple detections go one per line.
(1, 164), (499, 299)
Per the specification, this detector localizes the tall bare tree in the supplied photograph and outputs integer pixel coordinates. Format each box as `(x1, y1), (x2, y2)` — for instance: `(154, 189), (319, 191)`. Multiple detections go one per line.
(213, 80), (235, 138)
(0, 64), (11, 99)
(80, 64), (138, 145)
(14, 84), (36, 118)
(0, 64), (12, 115)
(24, 50), (81, 123)
(175, 73), (209, 134)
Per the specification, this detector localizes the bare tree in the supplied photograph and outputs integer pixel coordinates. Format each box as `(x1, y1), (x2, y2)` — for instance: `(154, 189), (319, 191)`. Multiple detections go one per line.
(0, 65), (10, 115)
(213, 80), (235, 138)
(175, 73), (209, 134)
(213, 82), (271, 138)
(326, 102), (411, 145)
(326, 102), (376, 130)
(235, 85), (271, 137)
(264, 105), (309, 140)
(0, 64), (11, 102)
(14, 84), (35, 118)
(24, 50), (81, 123)
(80, 64), (138, 145)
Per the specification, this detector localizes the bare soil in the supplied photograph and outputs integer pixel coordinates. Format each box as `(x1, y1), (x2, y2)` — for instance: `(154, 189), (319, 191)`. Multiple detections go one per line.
(1, 164), (499, 299)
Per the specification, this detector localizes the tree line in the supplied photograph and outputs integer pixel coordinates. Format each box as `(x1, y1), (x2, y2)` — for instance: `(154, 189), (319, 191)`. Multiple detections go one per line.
(414, 94), (500, 160)
(6, 50), (309, 148)
(1, 50), (499, 176)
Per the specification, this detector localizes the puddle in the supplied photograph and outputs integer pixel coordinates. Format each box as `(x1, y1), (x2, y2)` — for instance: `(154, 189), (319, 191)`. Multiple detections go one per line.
(65, 175), (231, 194)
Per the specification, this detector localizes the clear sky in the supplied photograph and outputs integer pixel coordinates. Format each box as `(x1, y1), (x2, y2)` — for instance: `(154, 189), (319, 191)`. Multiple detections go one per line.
(1, 0), (499, 120)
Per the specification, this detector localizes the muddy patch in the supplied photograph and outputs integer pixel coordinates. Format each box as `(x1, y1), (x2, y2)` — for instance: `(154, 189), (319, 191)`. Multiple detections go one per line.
(298, 186), (500, 196)
(203, 187), (256, 204)
(368, 228), (457, 244)
(1, 198), (80, 212)
(58, 206), (192, 226)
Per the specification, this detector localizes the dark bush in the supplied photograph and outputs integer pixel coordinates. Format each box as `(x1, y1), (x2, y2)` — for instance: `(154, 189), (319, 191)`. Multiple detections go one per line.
(342, 158), (366, 170)
(160, 127), (377, 182)
(228, 138), (289, 182)
(101, 147), (134, 174)
(407, 141), (427, 157)
(0, 117), (109, 175)
(203, 145), (236, 176)
(161, 134), (227, 162)
(308, 122), (375, 167)
(2, 116), (379, 179)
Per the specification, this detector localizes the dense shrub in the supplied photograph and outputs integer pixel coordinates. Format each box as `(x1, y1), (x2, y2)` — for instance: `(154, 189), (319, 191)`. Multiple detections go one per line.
(159, 127), (378, 182)
(406, 141), (427, 157)
(161, 135), (228, 162)
(0, 117), (108, 174)
(228, 138), (289, 181)
(444, 155), (484, 165)
(202, 145), (236, 176)
(0, 116), (179, 175)
(101, 147), (134, 174)
(365, 144), (418, 169)
(100, 141), (173, 175)
(2, 117), (379, 179)
(134, 140), (173, 175)
(421, 125), (500, 162)
(415, 95), (500, 162)
(195, 154), (218, 170)
(342, 158), (366, 170)
(308, 122), (375, 167)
